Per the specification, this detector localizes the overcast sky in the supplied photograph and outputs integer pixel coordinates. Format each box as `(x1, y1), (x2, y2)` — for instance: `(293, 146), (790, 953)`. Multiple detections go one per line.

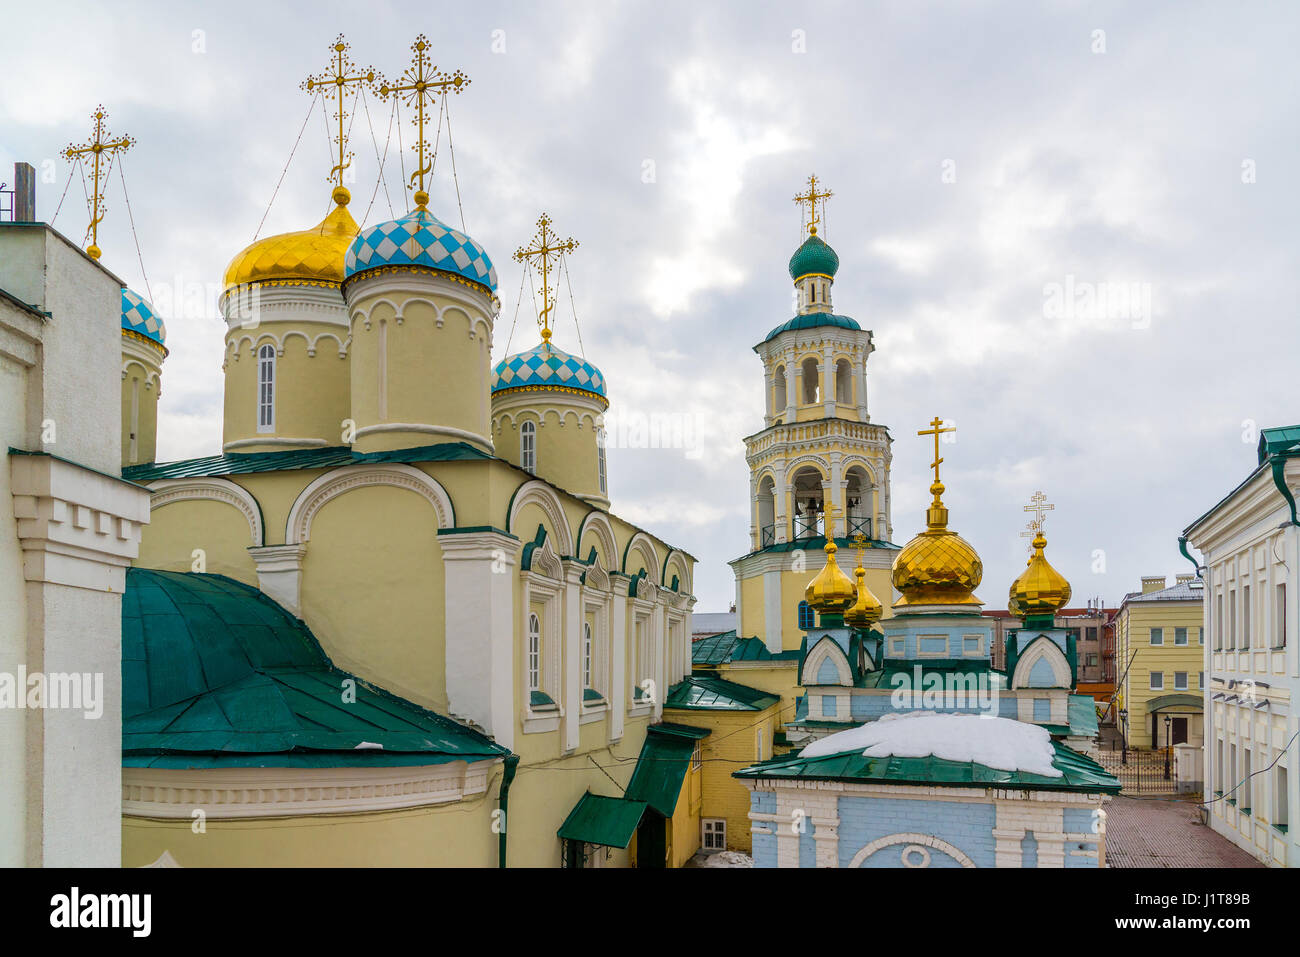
(3, 1), (1298, 614)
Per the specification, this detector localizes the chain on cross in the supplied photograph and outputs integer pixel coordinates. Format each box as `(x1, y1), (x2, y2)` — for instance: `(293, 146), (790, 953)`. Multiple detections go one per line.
(513, 213), (578, 344)
(793, 174), (833, 236)
(61, 106), (134, 260)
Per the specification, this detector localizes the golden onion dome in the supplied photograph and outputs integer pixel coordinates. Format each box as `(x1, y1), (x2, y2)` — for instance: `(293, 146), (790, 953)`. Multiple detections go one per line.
(1008, 531), (1072, 618)
(844, 564), (883, 629)
(805, 540), (857, 614)
(223, 186), (359, 293)
(891, 480), (984, 607)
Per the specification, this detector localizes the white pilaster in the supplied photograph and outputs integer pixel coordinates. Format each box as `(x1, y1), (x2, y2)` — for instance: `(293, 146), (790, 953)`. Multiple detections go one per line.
(763, 569), (783, 654)
(609, 572), (630, 742)
(439, 529), (518, 751)
(562, 559), (585, 753)
(247, 544), (307, 616)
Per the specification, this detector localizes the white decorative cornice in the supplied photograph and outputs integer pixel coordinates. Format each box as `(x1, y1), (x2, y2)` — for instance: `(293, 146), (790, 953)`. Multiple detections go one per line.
(286, 464), (454, 544)
(122, 759), (499, 819)
(10, 452), (151, 591)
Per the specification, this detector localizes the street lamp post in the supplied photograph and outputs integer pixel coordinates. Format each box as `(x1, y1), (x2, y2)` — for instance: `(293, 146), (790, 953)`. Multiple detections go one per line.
(1170, 712), (1180, 780)
(1119, 708), (1128, 765)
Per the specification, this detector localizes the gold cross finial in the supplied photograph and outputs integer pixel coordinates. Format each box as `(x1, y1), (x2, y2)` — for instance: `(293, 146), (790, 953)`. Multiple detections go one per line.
(793, 174), (833, 236)
(849, 531), (869, 566)
(1023, 490), (1054, 531)
(61, 106), (134, 260)
(302, 34), (376, 205)
(513, 213), (579, 344)
(378, 34), (469, 209)
(918, 416), (956, 485)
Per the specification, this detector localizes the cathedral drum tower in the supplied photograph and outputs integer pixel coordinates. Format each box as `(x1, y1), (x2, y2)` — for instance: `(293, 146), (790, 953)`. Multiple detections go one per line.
(730, 177), (896, 654)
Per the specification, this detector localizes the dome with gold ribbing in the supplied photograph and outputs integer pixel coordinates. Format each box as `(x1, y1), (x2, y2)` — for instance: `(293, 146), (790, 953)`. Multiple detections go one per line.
(891, 417), (983, 607)
(223, 186), (359, 294)
(844, 562), (883, 629)
(1008, 530), (1072, 618)
(805, 539), (858, 615)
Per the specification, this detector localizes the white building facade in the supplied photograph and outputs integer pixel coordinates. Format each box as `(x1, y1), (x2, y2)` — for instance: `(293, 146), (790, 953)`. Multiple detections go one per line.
(1184, 429), (1300, 867)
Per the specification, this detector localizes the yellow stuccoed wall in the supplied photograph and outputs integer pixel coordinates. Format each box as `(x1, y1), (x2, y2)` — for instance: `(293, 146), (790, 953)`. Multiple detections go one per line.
(664, 706), (779, 854)
(137, 499), (259, 586)
(120, 348), (161, 467)
(1115, 597), (1205, 749)
(347, 287), (493, 453)
(738, 562), (893, 651)
(492, 398), (607, 507)
(122, 791), (502, 867)
(223, 321), (351, 451)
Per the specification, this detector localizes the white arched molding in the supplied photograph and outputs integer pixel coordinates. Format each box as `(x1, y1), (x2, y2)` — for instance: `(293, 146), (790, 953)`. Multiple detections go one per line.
(803, 636), (851, 686)
(662, 548), (692, 595)
(583, 555), (611, 593)
(622, 531), (660, 582)
(577, 510), (619, 569)
(848, 832), (977, 869)
(148, 478), (263, 547)
(286, 464), (453, 544)
(1011, 635), (1072, 690)
(508, 480), (575, 557)
(526, 533), (563, 580)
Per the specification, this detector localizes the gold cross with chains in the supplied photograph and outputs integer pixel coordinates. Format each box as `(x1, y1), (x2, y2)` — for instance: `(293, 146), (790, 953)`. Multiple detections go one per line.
(61, 106), (134, 260)
(1023, 490), (1054, 533)
(917, 416), (956, 484)
(513, 214), (579, 344)
(849, 531), (869, 565)
(793, 174), (833, 236)
(378, 34), (469, 208)
(302, 34), (376, 199)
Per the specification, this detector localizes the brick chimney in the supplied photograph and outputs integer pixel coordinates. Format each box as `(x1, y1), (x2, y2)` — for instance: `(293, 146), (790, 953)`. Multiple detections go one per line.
(1141, 575), (1167, 594)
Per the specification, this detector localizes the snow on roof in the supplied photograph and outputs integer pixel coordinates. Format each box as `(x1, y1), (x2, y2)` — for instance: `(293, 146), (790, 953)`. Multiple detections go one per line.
(798, 711), (1063, 778)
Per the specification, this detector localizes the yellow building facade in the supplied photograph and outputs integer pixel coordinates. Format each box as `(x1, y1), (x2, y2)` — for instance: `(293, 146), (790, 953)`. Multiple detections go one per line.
(1114, 575), (1205, 750)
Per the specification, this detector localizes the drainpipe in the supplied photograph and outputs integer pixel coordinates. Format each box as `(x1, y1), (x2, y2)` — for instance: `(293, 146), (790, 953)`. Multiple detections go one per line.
(498, 754), (519, 869)
(1270, 456), (1300, 527)
(1177, 536), (1201, 578)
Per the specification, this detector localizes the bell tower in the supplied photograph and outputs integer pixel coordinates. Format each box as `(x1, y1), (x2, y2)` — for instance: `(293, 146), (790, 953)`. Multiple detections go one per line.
(730, 177), (897, 653)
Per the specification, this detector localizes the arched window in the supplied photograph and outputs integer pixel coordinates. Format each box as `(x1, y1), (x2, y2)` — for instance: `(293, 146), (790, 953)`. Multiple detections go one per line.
(835, 358), (852, 404)
(583, 622), (593, 688)
(521, 421), (536, 473)
(257, 343), (275, 433)
(798, 600), (815, 630)
(596, 428), (607, 494)
(773, 366), (787, 413)
(801, 357), (820, 404)
(528, 613), (541, 691)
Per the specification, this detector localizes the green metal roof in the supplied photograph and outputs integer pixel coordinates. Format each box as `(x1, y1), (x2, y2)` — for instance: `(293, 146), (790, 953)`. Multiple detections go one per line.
(761, 313), (860, 345)
(1146, 693), (1204, 712)
(787, 233), (840, 280)
(122, 442), (491, 481)
(651, 721), (712, 739)
(1067, 693), (1101, 737)
(665, 675), (779, 711)
(1258, 425), (1300, 464)
(691, 631), (801, 666)
(556, 792), (647, 848)
(122, 568), (509, 768)
(735, 534), (900, 561)
(625, 727), (697, 816)
(734, 740), (1120, 794)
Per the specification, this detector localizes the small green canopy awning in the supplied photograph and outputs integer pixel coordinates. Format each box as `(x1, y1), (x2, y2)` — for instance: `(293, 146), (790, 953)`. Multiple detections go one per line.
(1147, 693), (1203, 713)
(625, 726), (702, 816)
(557, 792), (647, 849)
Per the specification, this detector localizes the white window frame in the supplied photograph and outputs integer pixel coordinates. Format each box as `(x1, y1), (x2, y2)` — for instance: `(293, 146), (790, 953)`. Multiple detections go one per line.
(520, 420), (537, 473)
(596, 428), (607, 494)
(528, 613), (542, 692)
(962, 634), (983, 656)
(1174, 627), (1188, 646)
(1150, 671), (1164, 690)
(583, 621), (593, 690)
(702, 818), (726, 851)
(1149, 627), (1163, 646)
(257, 343), (275, 433)
(1174, 671), (1188, 691)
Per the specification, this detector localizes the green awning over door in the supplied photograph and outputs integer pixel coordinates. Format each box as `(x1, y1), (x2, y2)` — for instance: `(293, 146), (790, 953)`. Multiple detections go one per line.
(557, 792), (647, 849)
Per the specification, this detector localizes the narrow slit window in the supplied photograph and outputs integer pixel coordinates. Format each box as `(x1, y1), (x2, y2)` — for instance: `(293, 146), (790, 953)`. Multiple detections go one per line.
(521, 421), (536, 473)
(257, 344), (275, 432)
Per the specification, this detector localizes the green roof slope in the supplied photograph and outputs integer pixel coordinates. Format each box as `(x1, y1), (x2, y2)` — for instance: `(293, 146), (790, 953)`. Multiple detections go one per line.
(122, 442), (490, 481)
(122, 568), (508, 768)
(734, 740), (1119, 794)
(666, 675), (779, 711)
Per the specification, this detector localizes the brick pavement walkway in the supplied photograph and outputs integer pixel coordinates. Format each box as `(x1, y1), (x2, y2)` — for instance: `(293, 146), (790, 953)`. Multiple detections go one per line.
(1105, 796), (1264, 868)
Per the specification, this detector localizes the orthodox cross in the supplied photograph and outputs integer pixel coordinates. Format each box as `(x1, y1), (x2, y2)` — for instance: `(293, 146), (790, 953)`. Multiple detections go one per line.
(61, 106), (134, 260)
(513, 213), (578, 344)
(917, 416), (956, 485)
(302, 34), (376, 198)
(793, 174), (833, 236)
(824, 501), (843, 540)
(1023, 490), (1054, 536)
(849, 531), (869, 566)
(378, 34), (469, 208)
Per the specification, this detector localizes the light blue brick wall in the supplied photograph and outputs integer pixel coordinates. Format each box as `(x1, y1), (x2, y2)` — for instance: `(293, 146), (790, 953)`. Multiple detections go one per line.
(1021, 831), (1038, 867)
(835, 795), (996, 868)
(1033, 697), (1051, 721)
(750, 791), (777, 867)
(1062, 806), (1100, 868)
(823, 695), (837, 717)
(882, 622), (993, 661)
(799, 819), (816, 867)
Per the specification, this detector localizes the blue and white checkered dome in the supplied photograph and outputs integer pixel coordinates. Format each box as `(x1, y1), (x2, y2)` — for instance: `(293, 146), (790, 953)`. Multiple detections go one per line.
(344, 206), (497, 291)
(121, 288), (166, 347)
(492, 339), (607, 405)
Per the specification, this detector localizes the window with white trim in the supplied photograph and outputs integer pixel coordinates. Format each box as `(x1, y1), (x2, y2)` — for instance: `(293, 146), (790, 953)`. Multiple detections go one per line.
(1150, 627), (1163, 646)
(257, 343), (275, 432)
(583, 622), (593, 689)
(1150, 671), (1164, 690)
(1276, 584), (1287, 648)
(1174, 671), (1188, 690)
(596, 428), (607, 494)
(521, 421), (536, 473)
(527, 613), (541, 693)
(691, 742), (702, 771)
(702, 819), (726, 851)
(1174, 627), (1187, 646)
